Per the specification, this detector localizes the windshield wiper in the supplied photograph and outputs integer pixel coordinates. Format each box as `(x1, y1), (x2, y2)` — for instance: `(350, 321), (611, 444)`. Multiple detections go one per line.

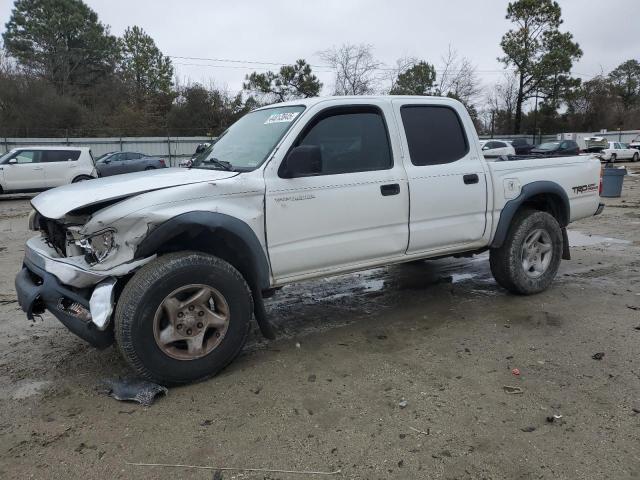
(207, 157), (233, 171)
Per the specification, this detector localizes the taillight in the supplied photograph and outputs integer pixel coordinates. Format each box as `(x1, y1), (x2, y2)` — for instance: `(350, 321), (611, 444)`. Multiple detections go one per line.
(159, 159), (166, 167)
(599, 166), (603, 195)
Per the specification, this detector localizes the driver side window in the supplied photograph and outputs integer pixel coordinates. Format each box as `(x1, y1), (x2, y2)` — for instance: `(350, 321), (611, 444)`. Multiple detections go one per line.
(293, 107), (393, 176)
(11, 150), (41, 164)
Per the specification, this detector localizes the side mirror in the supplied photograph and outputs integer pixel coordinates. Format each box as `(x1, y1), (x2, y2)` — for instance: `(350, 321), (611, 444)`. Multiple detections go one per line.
(283, 145), (322, 177)
(7, 158), (17, 164)
(482, 145), (489, 151)
(103, 158), (111, 163)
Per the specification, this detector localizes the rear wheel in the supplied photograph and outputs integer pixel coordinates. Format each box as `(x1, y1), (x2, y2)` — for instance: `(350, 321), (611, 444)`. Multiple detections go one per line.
(490, 209), (563, 295)
(114, 251), (253, 385)
(144, 166), (155, 170)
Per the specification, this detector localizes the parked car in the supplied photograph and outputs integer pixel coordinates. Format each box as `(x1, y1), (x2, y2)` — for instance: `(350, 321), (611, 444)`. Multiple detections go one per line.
(479, 140), (515, 158)
(530, 140), (580, 157)
(0, 146), (96, 194)
(583, 136), (609, 153)
(96, 151), (167, 177)
(598, 142), (639, 162)
(509, 138), (535, 155)
(16, 96), (603, 385)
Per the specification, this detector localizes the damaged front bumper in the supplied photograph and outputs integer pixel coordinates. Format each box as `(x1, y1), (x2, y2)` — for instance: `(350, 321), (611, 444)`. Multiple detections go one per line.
(15, 236), (151, 349)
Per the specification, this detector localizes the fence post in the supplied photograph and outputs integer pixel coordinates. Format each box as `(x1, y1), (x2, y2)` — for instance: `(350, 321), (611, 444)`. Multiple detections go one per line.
(3, 137), (8, 154)
(119, 136), (123, 152)
(167, 133), (172, 166)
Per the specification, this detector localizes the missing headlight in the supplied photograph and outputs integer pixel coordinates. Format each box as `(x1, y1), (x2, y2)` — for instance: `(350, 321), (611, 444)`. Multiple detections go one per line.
(77, 229), (116, 264)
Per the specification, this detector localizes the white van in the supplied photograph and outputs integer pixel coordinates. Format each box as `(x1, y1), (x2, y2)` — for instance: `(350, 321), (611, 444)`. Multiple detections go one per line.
(0, 146), (97, 194)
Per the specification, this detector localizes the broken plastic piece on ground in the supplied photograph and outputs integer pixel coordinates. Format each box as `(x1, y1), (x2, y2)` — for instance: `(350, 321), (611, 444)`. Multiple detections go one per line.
(592, 352), (605, 360)
(511, 368), (520, 376)
(100, 378), (168, 406)
(398, 399), (408, 408)
(503, 385), (524, 394)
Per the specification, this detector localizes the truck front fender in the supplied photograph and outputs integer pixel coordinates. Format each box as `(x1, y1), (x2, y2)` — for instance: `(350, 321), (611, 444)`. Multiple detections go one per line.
(134, 211), (271, 291)
(491, 181), (570, 249)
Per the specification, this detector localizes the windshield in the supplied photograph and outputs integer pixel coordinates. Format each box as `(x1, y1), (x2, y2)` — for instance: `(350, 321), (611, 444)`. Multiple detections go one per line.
(536, 142), (559, 151)
(95, 152), (115, 163)
(0, 151), (14, 163)
(192, 105), (305, 171)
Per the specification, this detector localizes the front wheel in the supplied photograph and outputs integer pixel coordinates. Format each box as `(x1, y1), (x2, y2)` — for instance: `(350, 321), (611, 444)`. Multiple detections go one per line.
(489, 209), (563, 295)
(114, 252), (253, 385)
(610, 153), (617, 162)
(633, 152), (639, 162)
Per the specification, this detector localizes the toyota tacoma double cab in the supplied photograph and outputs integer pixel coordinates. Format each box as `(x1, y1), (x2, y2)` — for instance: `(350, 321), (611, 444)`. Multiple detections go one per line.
(15, 96), (604, 385)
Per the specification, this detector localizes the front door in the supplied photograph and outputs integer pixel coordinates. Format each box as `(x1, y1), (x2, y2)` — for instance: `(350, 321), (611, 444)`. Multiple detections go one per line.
(392, 100), (488, 254)
(1, 150), (45, 190)
(265, 103), (409, 281)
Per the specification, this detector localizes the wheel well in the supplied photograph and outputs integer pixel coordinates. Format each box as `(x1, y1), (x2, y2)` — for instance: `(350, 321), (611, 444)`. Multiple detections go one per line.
(520, 193), (568, 227)
(151, 228), (261, 291)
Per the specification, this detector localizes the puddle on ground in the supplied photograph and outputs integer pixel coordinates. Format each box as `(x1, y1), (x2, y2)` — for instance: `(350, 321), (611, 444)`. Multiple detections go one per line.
(568, 230), (630, 247)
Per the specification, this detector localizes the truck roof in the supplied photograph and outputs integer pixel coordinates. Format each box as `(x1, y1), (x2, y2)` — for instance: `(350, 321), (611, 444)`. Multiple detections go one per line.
(255, 95), (462, 110)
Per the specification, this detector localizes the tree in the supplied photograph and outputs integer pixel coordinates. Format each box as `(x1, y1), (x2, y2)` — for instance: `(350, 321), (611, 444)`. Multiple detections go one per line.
(437, 46), (481, 108)
(3, 0), (119, 95)
(119, 26), (174, 103)
(608, 59), (640, 112)
(389, 60), (436, 95)
(243, 59), (321, 103)
(499, 0), (582, 133)
(321, 43), (381, 95)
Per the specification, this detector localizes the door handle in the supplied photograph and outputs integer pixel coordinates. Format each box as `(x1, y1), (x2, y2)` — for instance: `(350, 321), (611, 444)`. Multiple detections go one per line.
(463, 174), (479, 185)
(380, 183), (400, 196)
(33, 167), (44, 170)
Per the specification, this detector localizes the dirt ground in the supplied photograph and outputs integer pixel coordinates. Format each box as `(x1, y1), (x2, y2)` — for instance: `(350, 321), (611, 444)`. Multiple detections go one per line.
(1, 165), (639, 480)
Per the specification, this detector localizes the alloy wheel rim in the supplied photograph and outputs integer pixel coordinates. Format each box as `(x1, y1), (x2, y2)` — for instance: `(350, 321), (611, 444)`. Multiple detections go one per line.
(521, 229), (553, 279)
(152, 284), (230, 360)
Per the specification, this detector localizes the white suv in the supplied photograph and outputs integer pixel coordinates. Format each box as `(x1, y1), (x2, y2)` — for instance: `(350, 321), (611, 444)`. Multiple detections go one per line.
(0, 146), (97, 194)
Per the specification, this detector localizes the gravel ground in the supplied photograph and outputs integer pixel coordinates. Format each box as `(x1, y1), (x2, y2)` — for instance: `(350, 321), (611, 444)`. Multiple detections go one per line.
(0, 164), (639, 480)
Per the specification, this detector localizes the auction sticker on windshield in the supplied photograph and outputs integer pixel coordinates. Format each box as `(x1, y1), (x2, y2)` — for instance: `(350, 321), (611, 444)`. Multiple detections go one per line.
(264, 111), (301, 124)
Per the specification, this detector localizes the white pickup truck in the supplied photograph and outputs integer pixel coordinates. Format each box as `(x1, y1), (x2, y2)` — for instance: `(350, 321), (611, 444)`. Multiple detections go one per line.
(15, 96), (604, 385)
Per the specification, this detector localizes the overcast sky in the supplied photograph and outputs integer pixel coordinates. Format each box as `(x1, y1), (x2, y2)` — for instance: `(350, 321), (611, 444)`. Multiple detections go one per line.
(1, 0), (638, 104)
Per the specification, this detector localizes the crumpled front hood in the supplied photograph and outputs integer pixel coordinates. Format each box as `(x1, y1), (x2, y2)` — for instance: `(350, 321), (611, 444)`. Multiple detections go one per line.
(32, 167), (238, 219)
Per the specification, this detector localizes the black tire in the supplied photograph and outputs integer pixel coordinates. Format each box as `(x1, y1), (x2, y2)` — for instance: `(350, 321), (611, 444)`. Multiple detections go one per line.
(610, 153), (617, 162)
(72, 175), (93, 183)
(144, 166), (155, 170)
(114, 251), (253, 385)
(489, 209), (563, 295)
(633, 152), (639, 162)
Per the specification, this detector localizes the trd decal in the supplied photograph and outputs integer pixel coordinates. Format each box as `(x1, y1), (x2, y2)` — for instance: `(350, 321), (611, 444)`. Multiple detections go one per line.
(572, 183), (598, 194)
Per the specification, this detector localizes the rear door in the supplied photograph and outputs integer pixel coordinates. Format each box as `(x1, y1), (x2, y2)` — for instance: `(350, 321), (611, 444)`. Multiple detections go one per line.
(393, 99), (488, 254)
(43, 150), (81, 187)
(1, 150), (45, 190)
(265, 101), (410, 281)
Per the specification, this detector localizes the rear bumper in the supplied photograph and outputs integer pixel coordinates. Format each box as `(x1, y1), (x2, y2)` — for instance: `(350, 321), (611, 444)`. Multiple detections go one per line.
(15, 258), (114, 349)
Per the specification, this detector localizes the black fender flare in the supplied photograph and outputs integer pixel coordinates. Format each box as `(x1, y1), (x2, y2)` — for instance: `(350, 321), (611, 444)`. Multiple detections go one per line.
(491, 181), (570, 249)
(135, 211), (271, 290)
(135, 212), (276, 339)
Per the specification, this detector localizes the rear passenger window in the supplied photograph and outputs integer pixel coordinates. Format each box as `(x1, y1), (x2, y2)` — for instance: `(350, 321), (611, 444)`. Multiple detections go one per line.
(400, 106), (468, 166)
(294, 107), (393, 176)
(43, 150), (81, 162)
